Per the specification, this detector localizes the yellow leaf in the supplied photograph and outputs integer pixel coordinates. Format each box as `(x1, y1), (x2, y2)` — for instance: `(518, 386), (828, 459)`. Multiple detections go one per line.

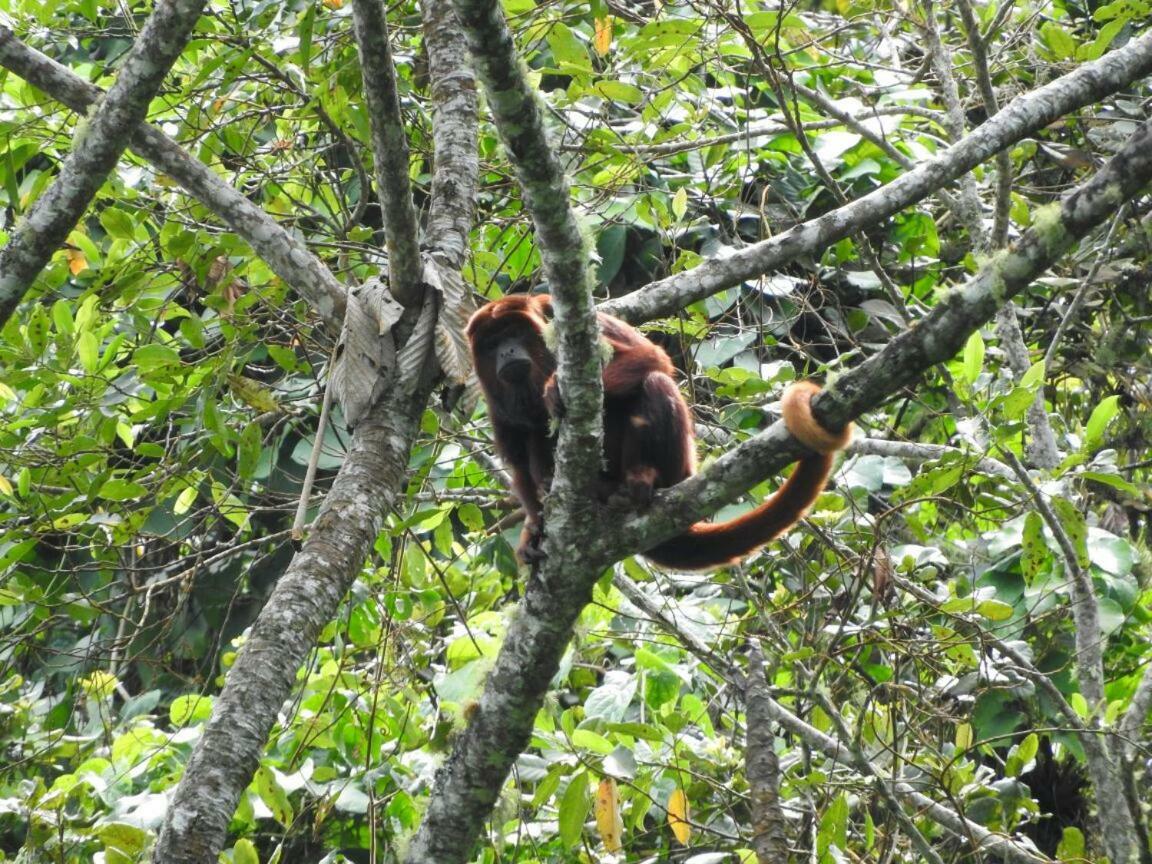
(594, 16), (613, 56)
(668, 787), (690, 845)
(595, 778), (623, 853)
(323, 0), (343, 9)
(227, 373), (281, 413)
(955, 722), (973, 751)
(68, 248), (88, 275)
(0, 475), (11, 496)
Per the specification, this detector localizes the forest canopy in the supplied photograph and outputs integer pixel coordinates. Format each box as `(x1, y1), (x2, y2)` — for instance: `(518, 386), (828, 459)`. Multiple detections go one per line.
(1, 1), (1152, 863)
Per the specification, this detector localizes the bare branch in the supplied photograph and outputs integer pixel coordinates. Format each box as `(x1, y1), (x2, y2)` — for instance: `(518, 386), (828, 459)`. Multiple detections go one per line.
(601, 30), (1152, 323)
(352, 0), (424, 305)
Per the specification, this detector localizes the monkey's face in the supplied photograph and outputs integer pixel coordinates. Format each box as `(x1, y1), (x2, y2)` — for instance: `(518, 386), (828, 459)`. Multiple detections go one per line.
(496, 336), (534, 384)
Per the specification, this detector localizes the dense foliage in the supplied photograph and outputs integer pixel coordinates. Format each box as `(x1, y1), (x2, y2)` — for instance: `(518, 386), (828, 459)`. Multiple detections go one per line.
(1, 0), (1151, 861)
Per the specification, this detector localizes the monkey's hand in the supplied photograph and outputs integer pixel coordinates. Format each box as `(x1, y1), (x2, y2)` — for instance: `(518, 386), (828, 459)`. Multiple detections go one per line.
(543, 374), (564, 420)
(517, 519), (547, 565)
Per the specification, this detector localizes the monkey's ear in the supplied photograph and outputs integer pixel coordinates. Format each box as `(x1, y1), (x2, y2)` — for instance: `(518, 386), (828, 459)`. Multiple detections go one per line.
(532, 295), (554, 319)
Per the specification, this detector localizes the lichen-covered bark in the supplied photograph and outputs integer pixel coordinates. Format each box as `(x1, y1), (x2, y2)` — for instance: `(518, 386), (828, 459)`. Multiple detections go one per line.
(0, 28), (348, 329)
(0, 0), (207, 326)
(405, 3), (607, 860)
(602, 120), (1152, 578)
(745, 648), (788, 864)
(601, 29), (1152, 323)
(421, 0), (478, 267)
(352, 0), (424, 305)
(151, 389), (425, 863)
(150, 0), (479, 858)
(449, 0), (604, 516)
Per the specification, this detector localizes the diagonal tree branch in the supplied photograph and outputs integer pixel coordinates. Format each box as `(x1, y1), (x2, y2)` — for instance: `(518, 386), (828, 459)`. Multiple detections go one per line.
(0, 0), (208, 327)
(603, 120), (1152, 565)
(0, 27), (349, 330)
(148, 1), (478, 859)
(405, 28), (1152, 864)
(601, 30), (1152, 323)
(448, 0), (604, 515)
(352, 0), (424, 306)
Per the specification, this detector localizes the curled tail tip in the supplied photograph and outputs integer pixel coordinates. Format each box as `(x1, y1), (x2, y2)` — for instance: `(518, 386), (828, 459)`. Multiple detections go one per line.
(781, 381), (853, 453)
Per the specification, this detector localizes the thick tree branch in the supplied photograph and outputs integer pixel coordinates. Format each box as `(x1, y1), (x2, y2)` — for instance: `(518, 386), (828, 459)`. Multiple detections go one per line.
(352, 0), (424, 304)
(0, 0), (207, 327)
(0, 28), (348, 329)
(421, 0), (478, 267)
(745, 647), (790, 864)
(599, 120), (1152, 574)
(151, 390), (425, 863)
(601, 31), (1152, 323)
(149, 0), (478, 857)
(449, 0), (603, 517)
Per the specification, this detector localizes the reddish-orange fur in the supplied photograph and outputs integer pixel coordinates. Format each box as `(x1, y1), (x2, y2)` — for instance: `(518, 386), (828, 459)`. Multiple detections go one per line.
(466, 294), (851, 569)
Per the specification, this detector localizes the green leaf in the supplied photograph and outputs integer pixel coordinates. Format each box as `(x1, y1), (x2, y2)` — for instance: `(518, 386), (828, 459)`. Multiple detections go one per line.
(976, 599), (1014, 621)
(1057, 826), (1085, 860)
(547, 23), (590, 71)
(237, 422), (262, 482)
(596, 81), (643, 104)
(1051, 498), (1089, 568)
(1040, 21), (1077, 59)
(559, 772), (590, 848)
(961, 330), (984, 385)
(132, 343), (181, 371)
(255, 766), (293, 826)
(52, 299), (74, 335)
(77, 330), (100, 372)
(1021, 511), (1048, 580)
(100, 208), (136, 241)
(1083, 394), (1120, 451)
(169, 694), (213, 727)
(232, 838), (260, 864)
(98, 479), (148, 501)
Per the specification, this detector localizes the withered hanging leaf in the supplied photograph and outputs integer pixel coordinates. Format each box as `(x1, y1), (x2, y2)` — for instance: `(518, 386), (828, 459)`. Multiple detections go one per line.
(423, 253), (476, 388)
(330, 277), (401, 427)
(67, 248), (88, 276)
(594, 16), (613, 55)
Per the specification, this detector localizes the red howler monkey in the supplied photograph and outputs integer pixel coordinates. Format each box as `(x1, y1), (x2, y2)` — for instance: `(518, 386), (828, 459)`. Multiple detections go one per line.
(466, 294), (851, 570)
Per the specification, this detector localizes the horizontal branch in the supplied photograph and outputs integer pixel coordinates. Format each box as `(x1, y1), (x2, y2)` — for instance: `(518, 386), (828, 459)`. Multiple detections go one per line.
(602, 30), (1152, 323)
(602, 118), (1152, 566)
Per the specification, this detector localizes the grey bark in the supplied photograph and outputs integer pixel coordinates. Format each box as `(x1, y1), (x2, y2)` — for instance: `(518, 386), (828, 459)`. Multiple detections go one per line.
(745, 647), (790, 864)
(352, 0), (424, 306)
(0, 0), (207, 327)
(601, 30), (1152, 323)
(148, 0), (478, 859)
(445, 0), (604, 510)
(404, 1), (605, 859)
(151, 389), (426, 863)
(0, 28), (348, 330)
